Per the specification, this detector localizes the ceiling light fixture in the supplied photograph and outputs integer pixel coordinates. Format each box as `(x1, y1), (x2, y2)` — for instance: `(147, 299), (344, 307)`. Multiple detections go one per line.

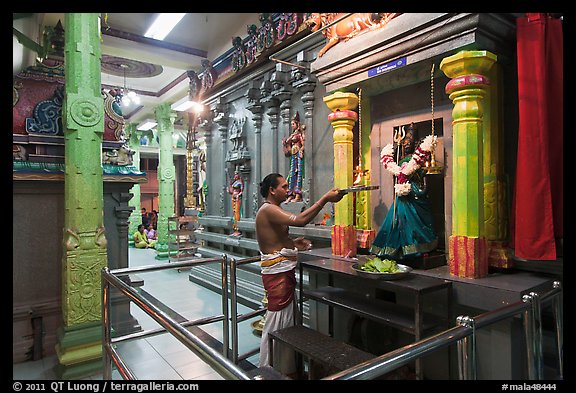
(171, 96), (204, 113)
(120, 64), (141, 107)
(144, 13), (186, 41)
(137, 119), (157, 131)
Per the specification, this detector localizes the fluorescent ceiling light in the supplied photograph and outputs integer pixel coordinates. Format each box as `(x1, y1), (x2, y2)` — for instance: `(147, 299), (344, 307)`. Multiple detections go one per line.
(137, 119), (157, 131)
(144, 13), (186, 41)
(171, 96), (204, 113)
(171, 96), (196, 112)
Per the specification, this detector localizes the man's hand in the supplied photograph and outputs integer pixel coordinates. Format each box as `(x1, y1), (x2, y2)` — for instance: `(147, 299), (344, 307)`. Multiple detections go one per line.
(324, 188), (345, 203)
(294, 237), (312, 251)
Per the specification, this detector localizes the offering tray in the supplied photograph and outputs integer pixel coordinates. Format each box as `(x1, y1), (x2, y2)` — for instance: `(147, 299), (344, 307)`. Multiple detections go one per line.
(339, 185), (380, 194)
(351, 262), (413, 280)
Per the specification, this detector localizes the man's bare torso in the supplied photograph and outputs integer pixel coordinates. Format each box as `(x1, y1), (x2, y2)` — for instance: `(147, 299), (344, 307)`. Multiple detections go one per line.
(255, 203), (294, 254)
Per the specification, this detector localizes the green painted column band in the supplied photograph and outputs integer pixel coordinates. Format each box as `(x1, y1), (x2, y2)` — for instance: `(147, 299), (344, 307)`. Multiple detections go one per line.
(61, 13), (107, 327)
(56, 13), (107, 379)
(154, 103), (176, 257)
(127, 123), (143, 239)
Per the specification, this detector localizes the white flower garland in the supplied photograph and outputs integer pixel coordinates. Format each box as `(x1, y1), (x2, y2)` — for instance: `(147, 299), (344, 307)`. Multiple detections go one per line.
(380, 135), (437, 196)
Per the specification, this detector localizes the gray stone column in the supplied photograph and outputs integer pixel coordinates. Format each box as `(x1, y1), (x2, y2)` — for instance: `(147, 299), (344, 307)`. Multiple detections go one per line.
(213, 99), (229, 217)
(247, 85), (263, 213)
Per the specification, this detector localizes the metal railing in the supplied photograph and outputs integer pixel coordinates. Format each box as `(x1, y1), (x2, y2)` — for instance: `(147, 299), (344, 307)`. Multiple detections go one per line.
(102, 253), (562, 381)
(228, 256), (266, 364)
(101, 256), (251, 380)
(322, 281), (563, 380)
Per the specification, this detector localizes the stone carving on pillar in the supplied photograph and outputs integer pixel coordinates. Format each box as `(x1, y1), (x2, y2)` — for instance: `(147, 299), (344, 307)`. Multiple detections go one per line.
(226, 116), (251, 166)
(213, 100), (230, 217)
(265, 100), (280, 174)
(247, 84), (264, 213)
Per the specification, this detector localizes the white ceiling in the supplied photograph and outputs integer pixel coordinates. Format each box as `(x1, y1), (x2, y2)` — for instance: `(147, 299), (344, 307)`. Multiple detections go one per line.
(30, 13), (260, 126)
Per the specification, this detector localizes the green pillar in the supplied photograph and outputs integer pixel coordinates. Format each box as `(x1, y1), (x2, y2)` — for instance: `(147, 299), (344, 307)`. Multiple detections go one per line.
(56, 13), (106, 379)
(440, 50), (496, 278)
(154, 103), (176, 259)
(127, 122), (143, 246)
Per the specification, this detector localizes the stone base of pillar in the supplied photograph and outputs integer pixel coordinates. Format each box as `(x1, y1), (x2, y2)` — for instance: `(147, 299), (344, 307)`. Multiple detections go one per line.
(54, 323), (102, 380)
(154, 243), (170, 260)
(356, 229), (376, 249)
(448, 235), (488, 278)
(331, 225), (357, 258)
(488, 240), (515, 269)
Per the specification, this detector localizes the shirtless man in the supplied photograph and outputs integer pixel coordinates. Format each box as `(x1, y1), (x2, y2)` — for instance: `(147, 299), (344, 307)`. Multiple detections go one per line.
(255, 173), (344, 376)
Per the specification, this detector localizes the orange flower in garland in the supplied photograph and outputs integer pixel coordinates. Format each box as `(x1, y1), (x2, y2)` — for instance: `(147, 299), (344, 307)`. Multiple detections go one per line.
(380, 135), (437, 196)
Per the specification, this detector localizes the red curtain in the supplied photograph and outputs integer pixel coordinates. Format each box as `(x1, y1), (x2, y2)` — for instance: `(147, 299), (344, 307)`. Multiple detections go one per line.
(511, 13), (563, 260)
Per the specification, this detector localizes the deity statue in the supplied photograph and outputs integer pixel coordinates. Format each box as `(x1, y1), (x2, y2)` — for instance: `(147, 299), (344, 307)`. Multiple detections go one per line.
(370, 123), (438, 260)
(228, 171), (244, 236)
(282, 112), (305, 202)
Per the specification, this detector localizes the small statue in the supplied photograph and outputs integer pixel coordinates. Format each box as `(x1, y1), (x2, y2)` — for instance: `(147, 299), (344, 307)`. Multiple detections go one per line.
(228, 171), (244, 236)
(282, 112), (305, 202)
(370, 125), (438, 260)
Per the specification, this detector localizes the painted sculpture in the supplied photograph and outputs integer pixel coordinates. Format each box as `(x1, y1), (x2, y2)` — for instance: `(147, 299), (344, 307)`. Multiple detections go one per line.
(228, 171), (244, 236)
(282, 112), (305, 202)
(370, 124), (438, 260)
(305, 13), (399, 57)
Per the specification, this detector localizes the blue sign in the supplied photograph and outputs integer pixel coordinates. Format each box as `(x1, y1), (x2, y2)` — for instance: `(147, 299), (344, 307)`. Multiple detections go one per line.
(367, 57), (407, 77)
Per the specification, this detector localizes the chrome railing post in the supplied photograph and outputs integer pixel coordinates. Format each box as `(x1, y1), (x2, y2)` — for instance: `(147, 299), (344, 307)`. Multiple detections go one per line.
(456, 315), (476, 380)
(552, 281), (563, 379)
(101, 267), (112, 380)
(229, 257), (239, 364)
(529, 291), (544, 379)
(523, 293), (538, 379)
(220, 254), (230, 359)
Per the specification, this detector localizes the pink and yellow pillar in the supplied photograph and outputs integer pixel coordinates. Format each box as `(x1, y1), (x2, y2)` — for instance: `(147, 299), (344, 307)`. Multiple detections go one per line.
(440, 50), (496, 278)
(323, 92), (358, 257)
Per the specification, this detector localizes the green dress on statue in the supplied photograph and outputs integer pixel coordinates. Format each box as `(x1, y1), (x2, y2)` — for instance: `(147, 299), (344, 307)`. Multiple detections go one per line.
(370, 163), (438, 260)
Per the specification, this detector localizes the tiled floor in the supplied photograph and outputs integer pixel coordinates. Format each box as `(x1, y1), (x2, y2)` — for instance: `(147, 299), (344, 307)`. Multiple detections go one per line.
(13, 247), (263, 380)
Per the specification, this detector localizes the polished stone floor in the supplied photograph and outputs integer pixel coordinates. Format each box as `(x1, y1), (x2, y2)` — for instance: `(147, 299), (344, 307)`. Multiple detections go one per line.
(13, 247), (262, 380)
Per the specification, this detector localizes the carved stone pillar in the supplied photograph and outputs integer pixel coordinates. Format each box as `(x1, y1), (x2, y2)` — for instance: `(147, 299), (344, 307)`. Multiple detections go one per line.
(200, 116), (213, 213)
(266, 99), (280, 174)
(324, 92), (358, 257)
(56, 12), (106, 379)
(153, 103), (177, 259)
(440, 50), (496, 278)
(247, 86), (264, 213)
(213, 100), (229, 217)
(271, 63), (292, 177)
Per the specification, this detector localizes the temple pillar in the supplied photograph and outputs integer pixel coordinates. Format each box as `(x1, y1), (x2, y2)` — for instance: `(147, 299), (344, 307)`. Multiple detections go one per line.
(126, 122), (142, 247)
(247, 96), (263, 213)
(266, 100), (280, 174)
(324, 92), (358, 257)
(55, 13), (106, 379)
(154, 103), (177, 259)
(484, 65), (513, 269)
(440, 50), (496, 278)
(213, 100), (229, 217)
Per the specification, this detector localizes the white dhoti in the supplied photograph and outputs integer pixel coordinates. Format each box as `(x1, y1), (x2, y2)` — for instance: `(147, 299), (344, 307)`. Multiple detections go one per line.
(258, 300), (297, 374)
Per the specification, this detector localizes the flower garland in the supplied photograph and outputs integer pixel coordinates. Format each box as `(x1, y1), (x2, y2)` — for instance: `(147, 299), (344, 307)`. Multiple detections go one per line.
(380, 135), (437, 196)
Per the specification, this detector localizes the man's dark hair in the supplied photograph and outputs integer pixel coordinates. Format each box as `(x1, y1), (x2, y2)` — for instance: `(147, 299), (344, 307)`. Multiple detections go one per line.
(260, 173), (283, 198)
